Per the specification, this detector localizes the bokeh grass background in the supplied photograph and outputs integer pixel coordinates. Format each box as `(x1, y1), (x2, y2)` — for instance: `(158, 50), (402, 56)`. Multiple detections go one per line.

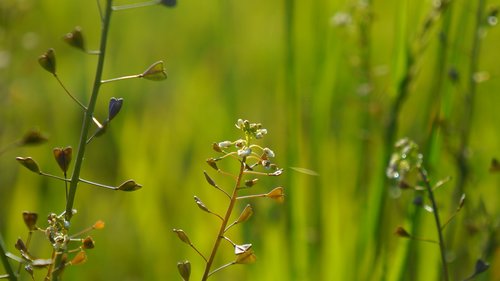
(1, 0), (499, 280)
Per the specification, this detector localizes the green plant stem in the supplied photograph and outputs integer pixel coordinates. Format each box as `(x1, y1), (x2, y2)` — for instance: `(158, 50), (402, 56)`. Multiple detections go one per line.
(201, 160), (246, 281)
(208, 262), (235, 277)
(52, 1), (113, 280)
(100, 74), (141, 84)
(0, 233), (17, 281)
(53, 74), (87, 111)
(419, 168), (449, 281)
(65, 0), (113, 222)
(112, 0), (159, 11)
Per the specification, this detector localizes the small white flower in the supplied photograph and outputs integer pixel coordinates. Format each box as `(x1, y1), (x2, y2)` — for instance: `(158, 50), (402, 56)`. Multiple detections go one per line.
(263, 147), (275, 158)
(218, 141), (232, 148)
(238, 147), (252, 158)
(234, 139), (246, 148)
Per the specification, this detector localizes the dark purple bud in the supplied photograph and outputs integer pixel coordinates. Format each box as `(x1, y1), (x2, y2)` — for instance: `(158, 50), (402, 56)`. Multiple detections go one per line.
(108, 97), (124, 121)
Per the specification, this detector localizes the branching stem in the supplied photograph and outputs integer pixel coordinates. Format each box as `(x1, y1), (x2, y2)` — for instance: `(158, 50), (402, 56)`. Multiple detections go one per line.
(419, 167), (449, 281)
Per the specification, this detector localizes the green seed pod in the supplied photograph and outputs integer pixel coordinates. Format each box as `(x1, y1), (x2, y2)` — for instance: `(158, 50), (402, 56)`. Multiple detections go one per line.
(172, 229), (191, 245)
(141, 61), (167, 81)
(266, 187), (285, 203)
(117, 180), (142, 191)
(22, 211), (38, 231)
(235, 204), (253, 224)
(63, 27), (85, 51)
(38, 48), (56, 74)
(177, 260), (191, 281)
(82, 236), (95, 249)
(53, 146), (72, 174)
(16, 157), (40, 173)
(20, 130), (48, 146)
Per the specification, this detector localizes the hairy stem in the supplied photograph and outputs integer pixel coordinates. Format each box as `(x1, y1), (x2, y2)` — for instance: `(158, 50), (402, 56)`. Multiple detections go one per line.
(201, 160), (246, 281)
(419, 168), (449, 281)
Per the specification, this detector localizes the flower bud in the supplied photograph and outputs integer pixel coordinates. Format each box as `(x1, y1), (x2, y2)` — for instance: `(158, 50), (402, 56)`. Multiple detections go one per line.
(237, 148), (252, 158)
(263, 147), (275, 158)
(108, 97), (124, 121)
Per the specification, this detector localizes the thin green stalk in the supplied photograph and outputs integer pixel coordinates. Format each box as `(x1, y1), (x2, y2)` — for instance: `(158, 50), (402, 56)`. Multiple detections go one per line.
(419, 168), (449, 281)
(65, 0), (113, 222)
(53, 74), (87, 111)
(52, 0), (113, 280)
(201, 160), (246, 281)
(101, 74), (141, 84)
(0, 233), (17, 281)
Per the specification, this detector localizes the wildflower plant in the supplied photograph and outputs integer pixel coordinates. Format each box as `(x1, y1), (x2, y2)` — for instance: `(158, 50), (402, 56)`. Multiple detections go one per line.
(174, 119), (284, 281)
(387, 138), (489, 281)
(0, 1), (174, 280)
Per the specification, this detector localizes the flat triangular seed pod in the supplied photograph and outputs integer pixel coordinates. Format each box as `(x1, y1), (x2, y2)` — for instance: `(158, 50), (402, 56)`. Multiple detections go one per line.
(117, 180), (142, 191)
(172, 229), (191, 245)
(141, 61), (167, 81)
(16, 157), (40, 173)
(38, 48), (56, 74)
(177, 260), (190, 281)
(236, 205), (253, 224)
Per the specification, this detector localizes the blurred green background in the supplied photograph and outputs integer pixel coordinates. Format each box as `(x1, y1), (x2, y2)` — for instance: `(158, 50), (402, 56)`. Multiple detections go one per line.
(1, 0), (499, 280)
